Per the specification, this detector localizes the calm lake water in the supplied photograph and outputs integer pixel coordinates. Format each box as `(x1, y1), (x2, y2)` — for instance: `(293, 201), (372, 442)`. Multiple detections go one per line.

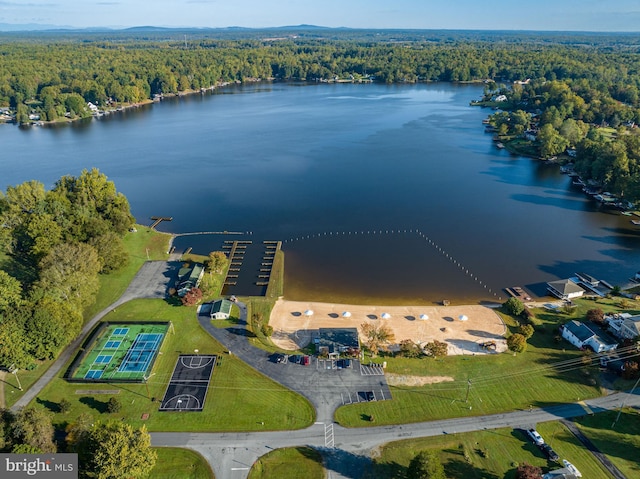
(2, 82), (638, 304)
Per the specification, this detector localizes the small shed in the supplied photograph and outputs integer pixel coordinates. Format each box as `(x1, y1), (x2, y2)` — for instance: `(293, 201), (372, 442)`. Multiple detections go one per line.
(210, 299), (233, 320)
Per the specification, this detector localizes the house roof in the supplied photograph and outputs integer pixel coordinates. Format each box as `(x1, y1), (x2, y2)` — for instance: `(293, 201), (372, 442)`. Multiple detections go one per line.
(563, 320), (595, 342)
(318, 328), (360, 352)
(548, 279), (584, 295)
(211, 299), (232, 315)
(622, 316), (640, 336)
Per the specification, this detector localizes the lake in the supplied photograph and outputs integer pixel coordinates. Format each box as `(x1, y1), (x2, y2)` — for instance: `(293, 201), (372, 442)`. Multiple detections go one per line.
(2, 82), (638, 304)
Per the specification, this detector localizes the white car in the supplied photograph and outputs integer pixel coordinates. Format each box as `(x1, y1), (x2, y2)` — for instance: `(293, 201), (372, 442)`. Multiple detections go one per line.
(526, 428), (544, 445)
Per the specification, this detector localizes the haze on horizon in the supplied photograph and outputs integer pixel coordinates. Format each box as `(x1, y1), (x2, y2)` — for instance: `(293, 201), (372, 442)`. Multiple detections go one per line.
(1, 0), (639, 32)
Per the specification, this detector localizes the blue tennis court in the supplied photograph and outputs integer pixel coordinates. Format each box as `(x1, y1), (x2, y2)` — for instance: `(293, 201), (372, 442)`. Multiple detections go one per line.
(104, 340), (121, 349)
(85, 370), (104, 379)
(94, 355), (113, 364)
(117, 333), (164, 374)
(112, 327), (129, 336)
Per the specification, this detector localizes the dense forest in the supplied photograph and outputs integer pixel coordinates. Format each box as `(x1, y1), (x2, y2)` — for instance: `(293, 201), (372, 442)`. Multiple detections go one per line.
(0, 169), (134, 368)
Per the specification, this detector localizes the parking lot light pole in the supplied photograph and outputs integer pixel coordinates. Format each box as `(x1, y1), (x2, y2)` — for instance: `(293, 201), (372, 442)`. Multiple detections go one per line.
(143, 373), (156, 399)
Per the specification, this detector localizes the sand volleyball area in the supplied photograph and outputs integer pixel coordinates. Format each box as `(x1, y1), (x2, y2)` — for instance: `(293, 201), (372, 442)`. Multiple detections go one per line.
(269, 299), (507, 355)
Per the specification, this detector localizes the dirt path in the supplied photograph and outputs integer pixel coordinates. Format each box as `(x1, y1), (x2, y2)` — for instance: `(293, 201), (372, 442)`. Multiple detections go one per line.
(269, 299), (507, 355)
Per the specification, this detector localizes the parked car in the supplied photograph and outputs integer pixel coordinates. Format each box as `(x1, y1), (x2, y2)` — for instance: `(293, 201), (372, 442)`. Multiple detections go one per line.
(337, 359), (352, 369)
(526, 428), (545, 446)
(272, 353), (285, 364)
(539, 443), (559, 461)
(302, 355), (310, 366)
(290, 354), (302, 364)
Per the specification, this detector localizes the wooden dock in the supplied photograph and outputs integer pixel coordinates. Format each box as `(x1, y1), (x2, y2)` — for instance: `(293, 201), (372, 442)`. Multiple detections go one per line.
(150, 216), (173, 229)
(505, 286), (532, 301)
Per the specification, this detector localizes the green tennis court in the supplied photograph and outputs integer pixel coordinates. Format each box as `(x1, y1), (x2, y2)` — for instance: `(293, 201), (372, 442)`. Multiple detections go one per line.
(70, 322), (169, 382)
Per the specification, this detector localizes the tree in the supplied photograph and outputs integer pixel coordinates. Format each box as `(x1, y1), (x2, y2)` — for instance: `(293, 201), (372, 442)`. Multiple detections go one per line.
(507, 333), (527, 353)
(207, 251), (228, 274)
(538, 123), (569, 158)
(399, 339), (422, 358)
(515, 463), (543, 479)
(0, 270), (22, 312)
(586, 308), (605, 324)
(518, 324), (534, 340)
(503, 297), (525, 316)
(37, 242), (101, 310)
(89, 232), (129, 273)
(106, 397), (122, 414)
(180, 287), (203, 306)
(424, 340), (449, 358)
(406, 450), (446, 479)
(10, 407), (56, 453)
(26, 297), (83, 360)
(79, 421), (157, 479)
(623, 361), (639, 380)
(360, 322), (395, 356)
(65, 413), (93, 452)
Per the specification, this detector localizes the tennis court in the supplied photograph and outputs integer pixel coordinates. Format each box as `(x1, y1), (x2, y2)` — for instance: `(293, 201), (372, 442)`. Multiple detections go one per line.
(159, 355), (216, 412)
(68, 322), (169, 382)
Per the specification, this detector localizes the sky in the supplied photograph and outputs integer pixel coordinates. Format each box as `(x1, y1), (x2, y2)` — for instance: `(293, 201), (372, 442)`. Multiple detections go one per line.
(1, 0), (640, 32)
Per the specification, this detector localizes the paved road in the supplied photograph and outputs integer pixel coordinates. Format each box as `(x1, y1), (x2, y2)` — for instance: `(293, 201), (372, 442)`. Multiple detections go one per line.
(10, 261), (177, 412)
(152, 389), (640, 479)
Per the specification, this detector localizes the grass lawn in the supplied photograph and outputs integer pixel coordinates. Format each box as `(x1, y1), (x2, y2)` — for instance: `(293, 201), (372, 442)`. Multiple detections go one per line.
(83, 225), (171, 321)
(32, 298), (315, 432)
(248, 447), (324, 479)
(151, 447), (214, 479)
(335, 307), (605, 427)
(366, 420), (614, 479)
(573, 407), (640, 478)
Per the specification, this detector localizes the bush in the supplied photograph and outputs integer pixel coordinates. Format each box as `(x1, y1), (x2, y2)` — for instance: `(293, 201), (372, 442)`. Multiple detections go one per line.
(261, 324), (273, 337)
(59, 398), (72, 414)
(507, 333), (527, 353)
(518, 324), (534, 339)
(107, 397), (122, 414)
(586, 308), (605, 324)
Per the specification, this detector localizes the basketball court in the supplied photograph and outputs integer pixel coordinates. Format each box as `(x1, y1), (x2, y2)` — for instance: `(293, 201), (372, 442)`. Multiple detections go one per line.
(159, 354), (216, 412)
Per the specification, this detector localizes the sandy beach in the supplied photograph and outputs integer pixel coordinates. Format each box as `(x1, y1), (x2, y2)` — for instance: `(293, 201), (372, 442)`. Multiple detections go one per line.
(269, 299), (507, 355)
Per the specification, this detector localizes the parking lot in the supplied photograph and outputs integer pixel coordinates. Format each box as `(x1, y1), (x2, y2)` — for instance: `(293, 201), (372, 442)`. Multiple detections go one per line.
(263, 356), (392, 407)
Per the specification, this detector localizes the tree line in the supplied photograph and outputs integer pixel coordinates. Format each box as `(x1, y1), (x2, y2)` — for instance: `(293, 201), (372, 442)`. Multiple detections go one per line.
(0, 168), (134, 368)
(1, 31), (640, 123)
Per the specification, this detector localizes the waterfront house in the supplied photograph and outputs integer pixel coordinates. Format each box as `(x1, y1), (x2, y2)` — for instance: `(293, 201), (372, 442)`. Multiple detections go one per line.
(210, 299), (233, 320)
(494, 94), (507, 102)
(607, 314), (640, 340)
(547, 279), (584, 300)
(560, 320), (618, 353)
(176, 262), (204, 297)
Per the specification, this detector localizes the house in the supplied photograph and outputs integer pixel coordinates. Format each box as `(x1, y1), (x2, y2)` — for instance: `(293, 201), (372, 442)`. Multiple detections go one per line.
(209, 299), (233, 319)
(607, 314), (640, 340)
(560, 320), (618, 353)
(524, 129), (537, 141)
(494, 94), (507, 102)
(176, 262), (204, 297)
(316, 328), (360, 358)
(87, 102), (99, 113)
(547, 279), (584, 300)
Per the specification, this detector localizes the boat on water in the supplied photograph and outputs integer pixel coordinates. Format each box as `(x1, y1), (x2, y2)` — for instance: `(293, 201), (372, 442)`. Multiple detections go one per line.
(631, 220), (640, 226)
(496, 142), (505, 149)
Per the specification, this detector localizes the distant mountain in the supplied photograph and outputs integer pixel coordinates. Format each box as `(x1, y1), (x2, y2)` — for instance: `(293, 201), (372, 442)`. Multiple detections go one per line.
(0, 22), (75, 32)
(0, 23), (330, 33)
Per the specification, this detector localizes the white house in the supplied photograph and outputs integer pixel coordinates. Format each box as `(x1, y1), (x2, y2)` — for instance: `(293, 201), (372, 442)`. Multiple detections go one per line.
(547, 279), (584, 300)
(210, 299), (233, 320)
(561, 320), (618, 353)
(494, 94), (508, 102)
(607, 314), (640, 340)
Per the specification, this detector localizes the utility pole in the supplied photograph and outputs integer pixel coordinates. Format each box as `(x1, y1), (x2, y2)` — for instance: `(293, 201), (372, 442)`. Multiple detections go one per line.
(465, 379), (472, 403)
(143, 373), (156, 400)
(612, 375), (640, 428)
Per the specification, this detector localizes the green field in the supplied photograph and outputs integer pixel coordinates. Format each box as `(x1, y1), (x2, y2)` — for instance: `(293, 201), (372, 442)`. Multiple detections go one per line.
(248, 447), (324, 479)
(69, 322), (168, 381)
(365, 420), (614, 479)
(32, 298), (315, 432)
(151, 448), (215, 479)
